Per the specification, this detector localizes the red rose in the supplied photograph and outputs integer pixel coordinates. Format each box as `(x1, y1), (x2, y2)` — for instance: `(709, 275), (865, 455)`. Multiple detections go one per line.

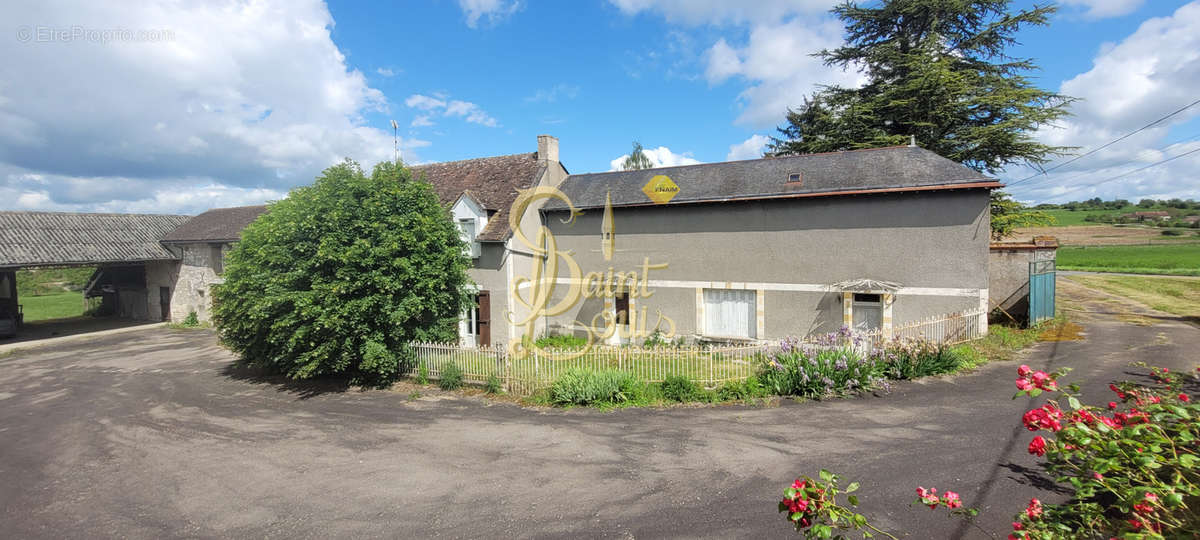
(1025, 498), (1043, 519)
(1180, 394), (1190, 403)
(1028, 436), (1047, 457)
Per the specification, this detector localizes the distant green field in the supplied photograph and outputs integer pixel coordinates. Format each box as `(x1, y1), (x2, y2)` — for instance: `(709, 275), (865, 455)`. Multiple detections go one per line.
(1057, 244), (1200, 276)
(1037, 206), (1199, 227)
(1039, 206), (1137, 226)
(19, 292), (86, 322)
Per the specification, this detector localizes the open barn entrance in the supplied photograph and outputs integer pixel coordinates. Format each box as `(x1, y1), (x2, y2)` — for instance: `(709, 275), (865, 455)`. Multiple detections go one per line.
(0, 211), (190, 342)
(0, 264), (170, 344)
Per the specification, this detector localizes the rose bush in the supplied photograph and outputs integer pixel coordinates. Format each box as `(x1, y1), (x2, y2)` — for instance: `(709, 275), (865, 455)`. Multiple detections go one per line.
(779, 363), (1198, 538)
(1008, 363), (1199, 539)
(778, 470), (898, 539)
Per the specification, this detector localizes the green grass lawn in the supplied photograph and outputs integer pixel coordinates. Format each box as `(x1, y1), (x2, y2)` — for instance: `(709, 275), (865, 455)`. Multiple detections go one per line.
(19, 291), (86, 322)
(1057, 244), (1200, 275)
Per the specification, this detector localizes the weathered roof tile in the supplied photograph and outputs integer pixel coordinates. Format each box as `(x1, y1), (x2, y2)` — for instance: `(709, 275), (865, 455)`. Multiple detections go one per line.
(546, 146), (996, 210)
(411, 153), (545, 242)
(0, 211), (189, 268)
(160, 205), (268, 243)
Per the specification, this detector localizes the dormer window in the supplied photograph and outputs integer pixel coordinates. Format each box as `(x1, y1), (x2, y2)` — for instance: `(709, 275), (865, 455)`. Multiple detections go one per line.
(452, 193), (486, 259)
(787, 173), (802, 185)
(457, 218), (480, 258)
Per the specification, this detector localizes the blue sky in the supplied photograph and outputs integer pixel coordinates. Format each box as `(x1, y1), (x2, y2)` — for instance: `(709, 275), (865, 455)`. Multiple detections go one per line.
(2, 0), (1199, 213)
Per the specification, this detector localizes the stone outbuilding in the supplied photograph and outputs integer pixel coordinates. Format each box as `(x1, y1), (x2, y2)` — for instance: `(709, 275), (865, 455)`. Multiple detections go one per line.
(158, 205), (268, 322)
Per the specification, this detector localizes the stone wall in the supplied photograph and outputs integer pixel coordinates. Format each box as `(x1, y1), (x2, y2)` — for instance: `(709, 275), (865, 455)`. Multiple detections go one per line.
(988, 236), (1058, 321)
(163, 242), (228, 322)
(144, 260), (180, 321)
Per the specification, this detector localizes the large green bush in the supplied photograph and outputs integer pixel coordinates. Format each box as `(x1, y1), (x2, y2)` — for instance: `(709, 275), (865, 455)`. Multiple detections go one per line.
(213, 160), (471, 385)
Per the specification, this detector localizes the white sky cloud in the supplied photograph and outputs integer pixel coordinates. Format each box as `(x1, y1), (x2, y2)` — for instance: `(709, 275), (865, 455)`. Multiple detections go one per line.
(458, 0), (522, 28)
(702, 17), (865, 127)
(1059, 0), (1146, 20)
(726, 134), (770, 161)
(525, 83), (580, 103)
(608, 0), (833, 25)
(405, 94), (447, 110)
(613, 1), (858, 128)
(0, 0), (424, 213)
(1006, 2), (1200, 202)
(608, 146), (701, 171)
(404, 94), (498, 127)
(375, 67), (397, 77)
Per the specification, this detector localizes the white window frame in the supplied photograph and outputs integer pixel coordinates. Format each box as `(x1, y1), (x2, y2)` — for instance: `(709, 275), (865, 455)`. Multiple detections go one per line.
(702, 288), (757, 339)
(451, 195), (486, 259)
(850, 293), (883, 332)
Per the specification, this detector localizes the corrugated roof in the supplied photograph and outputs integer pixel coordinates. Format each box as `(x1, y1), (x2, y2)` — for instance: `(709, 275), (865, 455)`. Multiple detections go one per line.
(160, 205), (268, 243)
(0, 211), (190, 269)
(545, 146), (997, 210)
(411, 153), (546, 242)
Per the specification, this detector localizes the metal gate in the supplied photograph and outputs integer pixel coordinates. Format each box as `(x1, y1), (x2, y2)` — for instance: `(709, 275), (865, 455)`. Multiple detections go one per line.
(1028, 260), (1056, 325)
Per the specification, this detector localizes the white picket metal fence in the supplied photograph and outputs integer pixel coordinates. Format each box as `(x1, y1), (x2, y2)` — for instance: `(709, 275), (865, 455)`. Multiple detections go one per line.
(409, 341), (765, 395)
(864, 307), (987, 347)
(408, 307), (988, 395)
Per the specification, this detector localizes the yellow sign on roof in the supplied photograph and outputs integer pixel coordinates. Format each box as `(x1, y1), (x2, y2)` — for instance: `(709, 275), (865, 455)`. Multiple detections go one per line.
(641, 174), (679, 204)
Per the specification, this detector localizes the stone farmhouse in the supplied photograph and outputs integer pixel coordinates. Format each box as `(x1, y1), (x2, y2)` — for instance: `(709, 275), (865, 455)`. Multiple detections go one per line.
(3, 135), (1047, 347)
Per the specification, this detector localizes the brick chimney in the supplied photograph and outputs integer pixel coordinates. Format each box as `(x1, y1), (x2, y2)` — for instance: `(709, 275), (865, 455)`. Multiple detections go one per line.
(537, 134), (559, 163)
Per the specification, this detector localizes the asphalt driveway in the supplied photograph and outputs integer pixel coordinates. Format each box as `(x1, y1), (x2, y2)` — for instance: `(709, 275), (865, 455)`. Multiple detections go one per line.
(1, 284), (1196, 539)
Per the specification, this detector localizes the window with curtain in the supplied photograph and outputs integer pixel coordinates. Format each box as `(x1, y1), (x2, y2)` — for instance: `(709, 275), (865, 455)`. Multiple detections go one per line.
(703, 288), (756, 338)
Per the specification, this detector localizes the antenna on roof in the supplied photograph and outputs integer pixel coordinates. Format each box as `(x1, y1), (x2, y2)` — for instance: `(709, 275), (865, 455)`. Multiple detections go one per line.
(390, 119), (400, 164)
(908, 135), (917, 148)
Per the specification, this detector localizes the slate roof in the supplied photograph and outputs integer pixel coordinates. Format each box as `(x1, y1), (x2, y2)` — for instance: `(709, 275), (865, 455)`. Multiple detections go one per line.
(544, 146), (1000, 210)
(411, 153), (547, 242)
(0, 211), (190, 269)
(160, 205), (268, 243)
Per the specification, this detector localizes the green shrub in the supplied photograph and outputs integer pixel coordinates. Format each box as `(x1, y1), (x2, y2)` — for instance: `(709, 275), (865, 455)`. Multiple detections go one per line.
(180, 311), (200, 327)
(1161, 228), (1183, 236)
(534, 333), (589, 349)
(212, 160), (471, 386)
(660, 374), (706, 402)
(439, 362), (464, 390)
(549, 368), (645, 406)
(642, 330), (683, 348)
(943, 344), (985, 371)
(415, 362), (429, 385)
(875, 339), (961, 380)
(485, 373), (502, 394)
(717, 375), (768, 401)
